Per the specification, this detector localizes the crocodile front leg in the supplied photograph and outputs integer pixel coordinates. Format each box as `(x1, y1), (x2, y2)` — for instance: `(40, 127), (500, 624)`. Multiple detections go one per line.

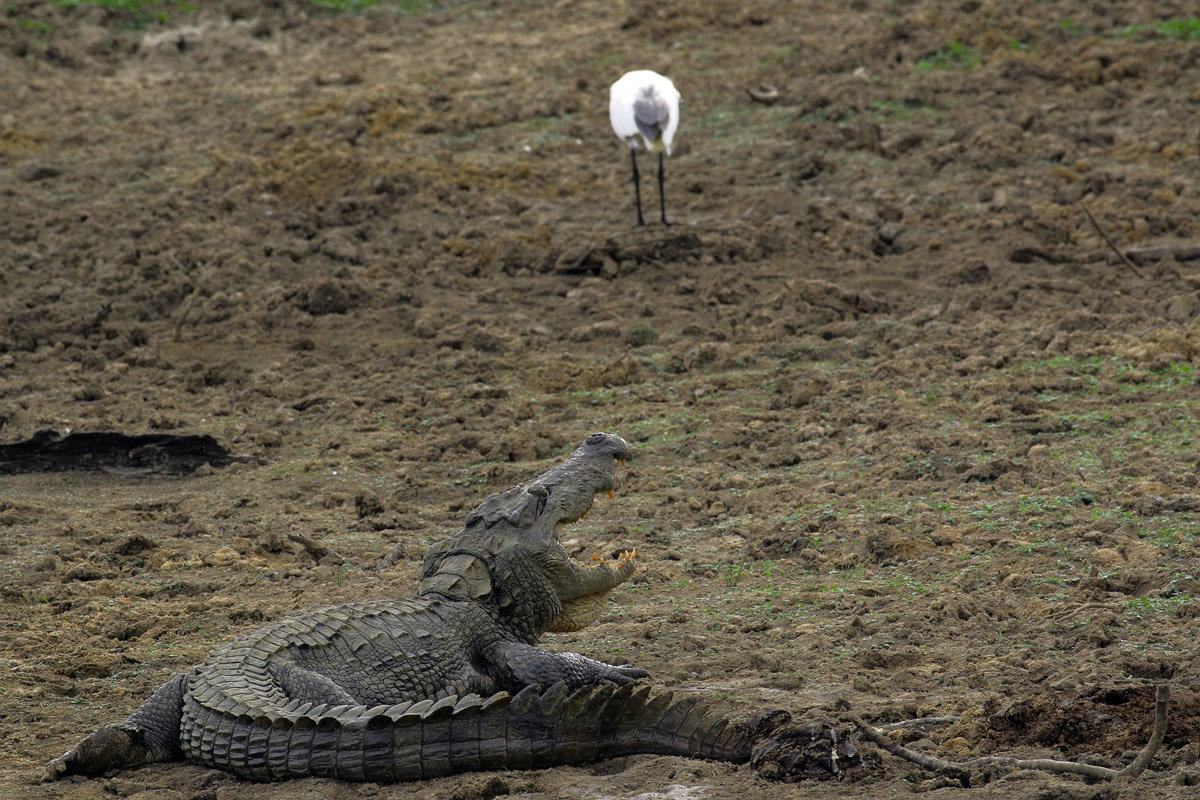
(482, 640), (649, 691)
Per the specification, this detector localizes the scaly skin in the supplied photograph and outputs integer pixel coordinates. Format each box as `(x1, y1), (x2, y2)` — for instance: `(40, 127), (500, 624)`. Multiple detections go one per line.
(46, 433), (856, 782)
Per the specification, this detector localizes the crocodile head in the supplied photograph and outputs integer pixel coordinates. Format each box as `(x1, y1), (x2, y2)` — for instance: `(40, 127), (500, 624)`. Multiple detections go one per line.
(419, 432), (636, 640)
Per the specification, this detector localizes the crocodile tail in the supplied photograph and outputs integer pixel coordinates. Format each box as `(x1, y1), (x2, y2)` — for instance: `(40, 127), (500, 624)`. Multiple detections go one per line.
(45, 673), (187, 779)
(182, 682), (753, 781)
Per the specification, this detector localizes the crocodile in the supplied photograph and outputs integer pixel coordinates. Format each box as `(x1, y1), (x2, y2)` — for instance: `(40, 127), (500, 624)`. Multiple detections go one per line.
(47, 432), (857, 782)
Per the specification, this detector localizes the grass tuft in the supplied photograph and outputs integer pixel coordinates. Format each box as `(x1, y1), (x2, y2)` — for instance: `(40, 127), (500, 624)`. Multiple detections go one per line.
(917, 41), (980, 71)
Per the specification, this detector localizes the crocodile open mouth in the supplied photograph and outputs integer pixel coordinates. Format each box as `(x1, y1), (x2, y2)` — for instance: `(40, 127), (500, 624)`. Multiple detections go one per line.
(548, 454), (635, 633)
(557, 453), (626, 527)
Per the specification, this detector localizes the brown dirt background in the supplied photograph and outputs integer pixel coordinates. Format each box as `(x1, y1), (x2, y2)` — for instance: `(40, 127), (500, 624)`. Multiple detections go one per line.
(4, 1), (1200, 797)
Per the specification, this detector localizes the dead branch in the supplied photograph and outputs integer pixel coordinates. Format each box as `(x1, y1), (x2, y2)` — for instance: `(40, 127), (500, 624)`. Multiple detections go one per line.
(879, 716), (959, 730)
(1123, 244), (1200, 265)
(1117, 683), (1170, 779)
(1079, 202), (1145, 278)
(852, 684), (1170, 784)
(173, 290), (198, 342)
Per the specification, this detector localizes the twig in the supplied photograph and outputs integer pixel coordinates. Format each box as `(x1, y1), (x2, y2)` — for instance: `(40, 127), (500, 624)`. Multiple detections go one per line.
(1124, 244), (1200, 265)
(1079, 202), (1145, 278)
(880, 716), (959, 730)
(173, 290), (198, 342)
(852, 684), (1170, 783)
(852, 716), (971, 776)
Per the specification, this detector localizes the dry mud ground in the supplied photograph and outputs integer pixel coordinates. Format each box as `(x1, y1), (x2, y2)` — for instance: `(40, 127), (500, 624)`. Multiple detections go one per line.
(3, 1), (1200, 798)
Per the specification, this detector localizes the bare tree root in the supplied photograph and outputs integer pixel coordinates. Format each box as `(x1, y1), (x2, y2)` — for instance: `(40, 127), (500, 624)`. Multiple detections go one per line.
(1079, 202), (1145, 278)
(851, 684), (1170, 785)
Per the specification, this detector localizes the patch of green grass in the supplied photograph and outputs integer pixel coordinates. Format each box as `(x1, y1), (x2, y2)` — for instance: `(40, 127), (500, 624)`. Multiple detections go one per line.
(626, 324), (660, 347)
(1156, 17), (1200, 40)
(1100, 17), (1200, 42)
(875, 573), (930, 595)
(1150, 360), (1194, 380)
(868, 100), (938, 119)
(1016, 354), (1108, 375)
(1060, 18), (1084, 36)
(1144, 524), (1192, 546)
(917, 41), (980, 71)
(759, 45), (796, 67)
(13, 16), (52, 34)
(1126, 593), (1195, 617)
(702, 105), (793, 144)
(55, 0), (194, 29)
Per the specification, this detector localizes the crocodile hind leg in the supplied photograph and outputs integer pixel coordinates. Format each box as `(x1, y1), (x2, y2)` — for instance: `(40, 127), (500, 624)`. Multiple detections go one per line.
(46, 672), (187, 779)
(269, 660), (360, 705)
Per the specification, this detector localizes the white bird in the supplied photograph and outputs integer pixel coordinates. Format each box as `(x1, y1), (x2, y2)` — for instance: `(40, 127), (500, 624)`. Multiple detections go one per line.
(609, 70), (680, 226)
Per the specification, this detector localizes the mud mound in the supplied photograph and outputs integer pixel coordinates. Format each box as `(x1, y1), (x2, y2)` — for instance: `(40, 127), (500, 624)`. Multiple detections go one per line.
(967, 685), (1200, 757)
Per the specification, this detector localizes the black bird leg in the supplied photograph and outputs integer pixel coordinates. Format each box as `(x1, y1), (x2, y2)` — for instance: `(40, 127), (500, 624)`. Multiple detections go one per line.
(630, 149), (645, 226)
(657, 151), (670, 226)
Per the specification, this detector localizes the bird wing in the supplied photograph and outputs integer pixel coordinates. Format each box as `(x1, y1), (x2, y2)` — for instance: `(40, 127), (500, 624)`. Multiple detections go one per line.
(633, 87), (670, 146)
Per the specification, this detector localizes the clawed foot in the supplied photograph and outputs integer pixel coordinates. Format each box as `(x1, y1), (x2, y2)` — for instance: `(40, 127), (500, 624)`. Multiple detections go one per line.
(606, 664), (651, 685)
(44, 724), (142, 781)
